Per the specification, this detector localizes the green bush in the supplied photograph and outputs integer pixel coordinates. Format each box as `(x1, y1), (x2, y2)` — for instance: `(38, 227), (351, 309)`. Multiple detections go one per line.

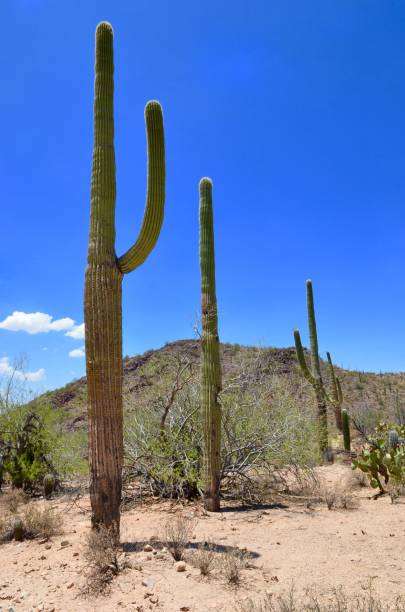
(0, 402), (87, 491)
(124, 350), (320, 501)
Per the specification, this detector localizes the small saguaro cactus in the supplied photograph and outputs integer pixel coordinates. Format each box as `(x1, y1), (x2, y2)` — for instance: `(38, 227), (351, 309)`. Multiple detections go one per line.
(326, 351), (343, 431)
(342, 408), (351, 451)
(199, 178), (222, 512)
(388, 430), (399, 450)
(294, 280), (329, 456)
(43, 474), (55, 499)
(84, 22), (165, 535)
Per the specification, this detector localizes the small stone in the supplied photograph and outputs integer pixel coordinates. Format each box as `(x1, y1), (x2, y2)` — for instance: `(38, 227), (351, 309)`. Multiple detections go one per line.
(143, 544), (153, 552)
(175, 561), (186, 572)
(45, 544), (52, 550)
(66, 582), (74, 589)
(73, 552), (79, 557)
(60, 540), (70, 547)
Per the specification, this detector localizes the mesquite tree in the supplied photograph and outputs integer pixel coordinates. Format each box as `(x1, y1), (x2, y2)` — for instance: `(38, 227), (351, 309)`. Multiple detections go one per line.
(84, 22), (165, 534)
(199, 178), (222, 511)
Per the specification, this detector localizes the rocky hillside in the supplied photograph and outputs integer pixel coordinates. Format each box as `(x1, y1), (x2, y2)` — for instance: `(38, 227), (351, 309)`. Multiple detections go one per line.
(38, 339), (405, 432)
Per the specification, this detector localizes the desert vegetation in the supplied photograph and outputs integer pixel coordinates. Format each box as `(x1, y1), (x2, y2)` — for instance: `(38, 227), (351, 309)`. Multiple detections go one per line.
(1, 15), (405, 612)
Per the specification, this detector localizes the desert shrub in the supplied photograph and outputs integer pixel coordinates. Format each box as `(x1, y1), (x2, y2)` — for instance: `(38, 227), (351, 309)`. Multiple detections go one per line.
(2, 488), (29, 513)
(190, 541), (216, 576)
(0, 409), (56, 490)
(0, 402), (87, 492)
(238, 582), (405, 611)
(0, 503), (62, 543)
(220, 549), (246, 585)
(124, 350), (320, 501)
(83, 526), (128, 596)
(163, 514), (196, 561)
(352, 423), (405, 492)
(21, 503), (62, 539)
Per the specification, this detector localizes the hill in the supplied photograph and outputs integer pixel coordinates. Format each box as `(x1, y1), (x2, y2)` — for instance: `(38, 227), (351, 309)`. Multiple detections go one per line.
(38, 339), (405, 433)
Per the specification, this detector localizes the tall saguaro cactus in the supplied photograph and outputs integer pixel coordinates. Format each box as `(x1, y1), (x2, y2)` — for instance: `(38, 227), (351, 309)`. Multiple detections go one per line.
(326, 351), (343, 431)
(84, 22), (165, 534)
(199, 178), (222, 512)
(294, 280), (329, 456)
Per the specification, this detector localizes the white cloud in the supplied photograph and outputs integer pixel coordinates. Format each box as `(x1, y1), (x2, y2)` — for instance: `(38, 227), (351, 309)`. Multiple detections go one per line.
(0, 357), (45, 382)
(65, 323), (85, 340)
(0, 311), (75, 335)
(69, 347), (85, 358)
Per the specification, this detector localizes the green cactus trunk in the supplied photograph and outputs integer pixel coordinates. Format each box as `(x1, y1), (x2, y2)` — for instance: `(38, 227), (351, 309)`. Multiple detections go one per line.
(326, 352), (343, 431)
(342, 409), (351, 451)
(84, 22), (165, 535)
(294, 280), (329, 458)
(199, 178), (222, 512)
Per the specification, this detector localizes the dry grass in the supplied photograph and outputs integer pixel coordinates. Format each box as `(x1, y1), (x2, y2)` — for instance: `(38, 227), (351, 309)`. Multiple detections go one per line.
(190, 541), (216, 576)
(163, 514), (196, 561)
(238, 582), (405, 611)
(1, 488), (29, 514)
(0, 502), (62, 543)
(21, 504), (62, 540)
(82, 526), (128, 596)
(220, 549), (246, 585)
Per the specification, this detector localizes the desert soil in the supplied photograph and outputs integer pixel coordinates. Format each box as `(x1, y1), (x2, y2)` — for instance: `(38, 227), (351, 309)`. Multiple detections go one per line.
(0, 464), (404, 612)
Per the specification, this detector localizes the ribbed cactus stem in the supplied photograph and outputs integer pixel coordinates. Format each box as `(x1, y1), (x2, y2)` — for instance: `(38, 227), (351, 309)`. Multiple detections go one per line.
(43, 474), (55, 499)
(199, 178), (222, 512)
(294, 280), (328, 456)
(342, 409), (351, 451)
(84, 22), (165, 536)
(326, 351), (343, 431)
(388, 430), (399, 450)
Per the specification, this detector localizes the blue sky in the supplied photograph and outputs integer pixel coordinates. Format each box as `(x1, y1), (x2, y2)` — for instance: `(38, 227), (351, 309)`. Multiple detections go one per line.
(1, 0), (405, 391)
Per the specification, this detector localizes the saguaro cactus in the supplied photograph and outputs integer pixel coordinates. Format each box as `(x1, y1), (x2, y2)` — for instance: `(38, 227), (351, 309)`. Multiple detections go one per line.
(84, 22), (165, 534)
(294, 280), (329, 456)
(341, 409), (351, 451)
(326, 351), (343, 431)
(199, 178), (222, 512)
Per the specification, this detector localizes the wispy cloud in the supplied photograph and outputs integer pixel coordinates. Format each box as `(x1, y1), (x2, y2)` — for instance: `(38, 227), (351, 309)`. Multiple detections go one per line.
(0, 357), (45, 381)
(65, 323), (85, 340)
(69, 347), (85, 358)
(0, 311), (75, 334)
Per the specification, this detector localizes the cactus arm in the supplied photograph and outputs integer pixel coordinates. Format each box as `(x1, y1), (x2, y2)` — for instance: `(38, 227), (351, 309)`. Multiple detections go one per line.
(326, 351), (343, 430)
(342, 409), (351, 451)
(336, 377), (343, 404)
(294, 329), (316, 385)
(199, 177), (222, 512)
(117, 101), (165, 274)
(306, 280), (322, 380)
(326, 352), (339, 402)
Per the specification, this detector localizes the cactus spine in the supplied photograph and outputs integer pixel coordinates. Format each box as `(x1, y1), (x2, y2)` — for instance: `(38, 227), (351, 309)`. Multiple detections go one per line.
(199, 178), (222, 512)
(294, 280), (328, 456)
(84, 22), (165, 534)
(341, 409), (351, 451)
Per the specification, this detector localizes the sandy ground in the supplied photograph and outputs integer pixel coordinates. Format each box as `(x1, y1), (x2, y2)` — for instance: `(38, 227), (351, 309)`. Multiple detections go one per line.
(0, 464), (404, 611)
